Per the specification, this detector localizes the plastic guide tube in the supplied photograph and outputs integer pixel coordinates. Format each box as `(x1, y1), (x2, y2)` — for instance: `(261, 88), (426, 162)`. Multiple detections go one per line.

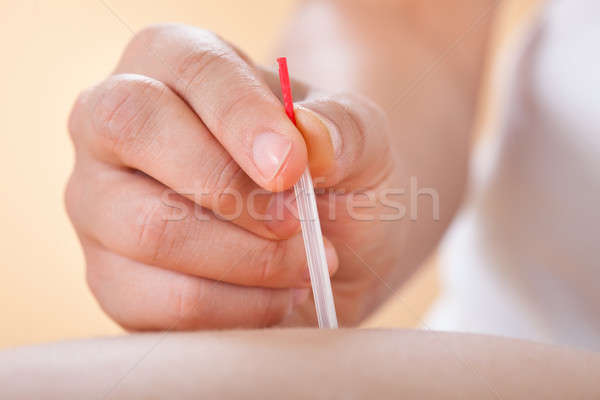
(277, 57), (338, 329)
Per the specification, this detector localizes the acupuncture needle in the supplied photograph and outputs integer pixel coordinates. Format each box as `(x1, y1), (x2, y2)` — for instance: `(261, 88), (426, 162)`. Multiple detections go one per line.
(277, 57), (338, 329)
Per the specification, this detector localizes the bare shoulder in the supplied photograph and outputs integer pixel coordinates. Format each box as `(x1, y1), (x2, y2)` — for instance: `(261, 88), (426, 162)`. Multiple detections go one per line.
(1, 329), (598, 399)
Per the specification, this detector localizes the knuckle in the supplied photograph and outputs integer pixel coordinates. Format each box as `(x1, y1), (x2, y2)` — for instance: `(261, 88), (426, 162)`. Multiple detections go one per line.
(129, 23), (179, 52)
(169, 279), (204, 329)
(334, 92), (387, 139)
(333, 95), (367, 146)
(258, 291), (287, 327)
(353, 94), (388, 136)
(207, 158), (244, 217)
(135, 199), (185, 265)
(130, 24), (221, 62)
(91, 75), (166, 156)
(327, 93), (391, 168)
(68, 88), (93, 145)
(255, 240), (287, 285)
(177, 42), (232, 97)
(214, 85), (261, 131)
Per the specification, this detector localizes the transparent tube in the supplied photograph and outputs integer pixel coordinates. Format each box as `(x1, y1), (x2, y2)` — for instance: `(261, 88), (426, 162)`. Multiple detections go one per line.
(294, 168), (338, 328)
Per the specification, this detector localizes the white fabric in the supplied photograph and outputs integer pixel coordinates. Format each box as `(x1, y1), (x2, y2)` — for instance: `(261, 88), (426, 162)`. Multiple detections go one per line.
(424, 0), (600, 350)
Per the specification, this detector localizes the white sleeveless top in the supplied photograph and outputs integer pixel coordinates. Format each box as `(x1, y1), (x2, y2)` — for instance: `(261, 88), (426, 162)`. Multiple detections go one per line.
(424, 0), (600, 350)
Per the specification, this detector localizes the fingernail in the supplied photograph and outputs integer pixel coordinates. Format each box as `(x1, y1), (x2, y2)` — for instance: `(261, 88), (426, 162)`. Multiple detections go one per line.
(292, 288), (311, 306)
(294, 106), (341, 178)
(295, 105), (342, 158)
(252, 132), (292, 181)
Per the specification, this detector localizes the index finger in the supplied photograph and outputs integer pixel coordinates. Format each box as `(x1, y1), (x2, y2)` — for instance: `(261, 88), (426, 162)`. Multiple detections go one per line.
(114, 24), (307, 192)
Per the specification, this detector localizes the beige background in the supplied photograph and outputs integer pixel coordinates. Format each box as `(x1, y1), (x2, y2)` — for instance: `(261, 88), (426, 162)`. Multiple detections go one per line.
(0, 0), (535, 349)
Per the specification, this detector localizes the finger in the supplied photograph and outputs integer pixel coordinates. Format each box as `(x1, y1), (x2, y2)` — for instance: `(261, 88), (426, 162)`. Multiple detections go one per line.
(257, 67), (394, 190)
(82, 240), (312, 330)
(295, 94), (395, 190)
(68, 73), (299, 239)
(114, 24), (307, 191)
(65, 161), (339, 289)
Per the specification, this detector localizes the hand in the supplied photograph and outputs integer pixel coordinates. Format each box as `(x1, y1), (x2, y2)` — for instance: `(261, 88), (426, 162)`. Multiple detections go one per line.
(66, 24), (406, 330)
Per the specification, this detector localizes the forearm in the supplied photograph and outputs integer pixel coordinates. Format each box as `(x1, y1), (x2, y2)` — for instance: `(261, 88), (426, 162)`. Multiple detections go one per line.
(277, 0), (497, 275)
(2, 329), (598, 399)
(280, 0), (495, 104)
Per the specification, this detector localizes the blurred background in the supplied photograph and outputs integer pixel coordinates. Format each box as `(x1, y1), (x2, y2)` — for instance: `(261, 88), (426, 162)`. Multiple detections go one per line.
(0, 0), (535, 348)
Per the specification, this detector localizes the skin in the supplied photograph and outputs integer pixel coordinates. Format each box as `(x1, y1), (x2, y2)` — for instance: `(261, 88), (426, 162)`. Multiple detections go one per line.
(6, 0), (599, 397)
(66, 0), (496, 330)
(2, 329), (599, 399)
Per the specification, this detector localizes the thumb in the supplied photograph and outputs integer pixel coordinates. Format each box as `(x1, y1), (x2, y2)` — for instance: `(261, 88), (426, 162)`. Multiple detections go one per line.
(294, 94), (393, 190)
